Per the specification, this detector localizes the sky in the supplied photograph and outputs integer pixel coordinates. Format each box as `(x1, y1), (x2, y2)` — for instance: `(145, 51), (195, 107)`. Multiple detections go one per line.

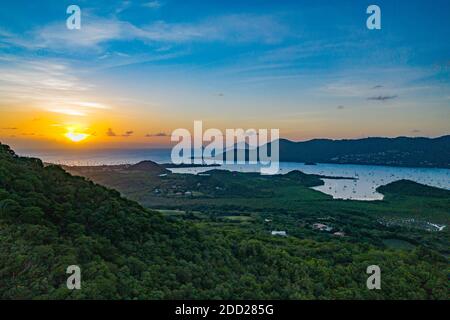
(0, 0), (449, 150)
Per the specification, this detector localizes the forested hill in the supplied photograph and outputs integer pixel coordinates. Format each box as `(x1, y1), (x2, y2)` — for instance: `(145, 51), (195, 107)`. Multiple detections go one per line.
(0, 143), (448, 299)
(377, 180), (450, 198)
(0, 143), (177, 298)
(276, 135), (450, 168)
(222, 135), (450, 168)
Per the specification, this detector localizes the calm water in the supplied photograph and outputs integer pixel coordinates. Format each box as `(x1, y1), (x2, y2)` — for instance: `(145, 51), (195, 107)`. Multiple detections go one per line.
(18, 148), (173, 166)
(170, 163), (450, 201)
(18, 149), (450, 201)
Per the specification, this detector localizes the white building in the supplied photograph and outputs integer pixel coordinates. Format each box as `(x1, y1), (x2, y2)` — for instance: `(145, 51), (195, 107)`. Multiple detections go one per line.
(312, 223), (333, 232)
(271, 231), (287, 236)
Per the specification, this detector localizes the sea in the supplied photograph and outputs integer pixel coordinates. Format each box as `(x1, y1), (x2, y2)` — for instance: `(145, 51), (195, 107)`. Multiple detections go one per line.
(17, 148), (450, 201)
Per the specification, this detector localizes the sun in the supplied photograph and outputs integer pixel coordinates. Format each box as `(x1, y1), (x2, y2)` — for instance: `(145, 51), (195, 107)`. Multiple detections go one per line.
(65, 127), (90, 143)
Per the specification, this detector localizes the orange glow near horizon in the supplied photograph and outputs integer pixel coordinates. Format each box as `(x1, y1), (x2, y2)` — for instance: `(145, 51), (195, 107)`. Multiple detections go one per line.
(0, 106), (176, 149)
(1, 102), (448, 151)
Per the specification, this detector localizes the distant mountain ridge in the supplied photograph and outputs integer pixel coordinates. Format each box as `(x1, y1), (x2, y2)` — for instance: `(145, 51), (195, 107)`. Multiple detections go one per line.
(220, 135), (450, 169)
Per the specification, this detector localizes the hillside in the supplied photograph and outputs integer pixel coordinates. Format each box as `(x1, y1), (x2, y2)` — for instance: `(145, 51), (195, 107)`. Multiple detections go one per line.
(0, 143), (449, 299)
(128, 160), (170, 174)
(377, 180), (450, 198)
(279, 135), (450, 168)
(220, 135), (450, 168)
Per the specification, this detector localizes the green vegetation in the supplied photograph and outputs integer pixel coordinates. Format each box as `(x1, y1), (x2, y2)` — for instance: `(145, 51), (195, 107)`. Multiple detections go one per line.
(382, 239), (416, 250)
(276, 135), (450, 168)
(377, 180), (450, 198)
(221, 136), (450, 168)
(1, 144), (449, 299)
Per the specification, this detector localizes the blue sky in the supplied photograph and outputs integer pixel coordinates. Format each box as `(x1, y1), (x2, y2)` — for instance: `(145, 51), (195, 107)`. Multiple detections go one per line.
(0, 0), (449, 148)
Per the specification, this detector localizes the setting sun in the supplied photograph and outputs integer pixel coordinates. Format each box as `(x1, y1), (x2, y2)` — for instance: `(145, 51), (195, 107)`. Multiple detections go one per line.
(65, 131), (90, 143)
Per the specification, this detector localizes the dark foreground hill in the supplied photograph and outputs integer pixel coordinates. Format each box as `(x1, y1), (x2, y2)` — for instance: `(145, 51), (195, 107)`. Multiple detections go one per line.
(0, 143), (448, 299)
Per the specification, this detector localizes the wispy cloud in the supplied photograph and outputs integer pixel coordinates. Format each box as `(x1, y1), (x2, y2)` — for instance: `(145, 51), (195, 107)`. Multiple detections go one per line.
(0, 57), (90, 106)
(319, 67), (442, 104)
(34, 18), (126, 51)
(1, 14), (288, 53)
(145, 132), (168, 137)
(72, 101), (110, 109)
(122, 130), (134, 137)
(106, 128), (134, 137)
(47, 108), (86, 116)
(0, 56), (114, 118)
(367, 95), (398, 101)
(0, 58), (83, 91)
(116, 1), (132, 14)
(143, 1), (163, 9)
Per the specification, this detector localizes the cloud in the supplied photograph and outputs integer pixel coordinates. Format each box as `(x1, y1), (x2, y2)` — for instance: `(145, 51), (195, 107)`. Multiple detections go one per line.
(116, 1), (132, 14)
(0, 58), (92, 108)
(145, 132), (168, 137)
(34, 18), (126, 51)
(106, 128), (117, 136)
(320, 67), (437, 101)
(122, 130), (134, 137)
(0, 18), (125, 51)
(258, 42), (342, 64)
(323, 83), (366, 98)
(106, 128), (134, 137)
(143, 1), (162, 9)
(367, 95), (398, 101)
(2, 14), (288, 52)
(138, 14), (288, 44)
(73, 101), (110, 109)
(47, 108), (86, 116)
(0, 57), (114, 117)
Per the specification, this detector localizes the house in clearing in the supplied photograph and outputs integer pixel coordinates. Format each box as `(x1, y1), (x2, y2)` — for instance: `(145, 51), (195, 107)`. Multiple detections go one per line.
(312, 223), (333, 232)
(271, 231), (287, 236)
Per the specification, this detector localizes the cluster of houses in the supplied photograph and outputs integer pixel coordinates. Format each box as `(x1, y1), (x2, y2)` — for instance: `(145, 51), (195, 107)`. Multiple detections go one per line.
(153, 186), (194, 197)
(312, 223), (333, 232)
(312, 223), (346, 237)
(264, 218), (288, 237)
(173, 190), (193, 197)
(267, 220), (346, 238)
